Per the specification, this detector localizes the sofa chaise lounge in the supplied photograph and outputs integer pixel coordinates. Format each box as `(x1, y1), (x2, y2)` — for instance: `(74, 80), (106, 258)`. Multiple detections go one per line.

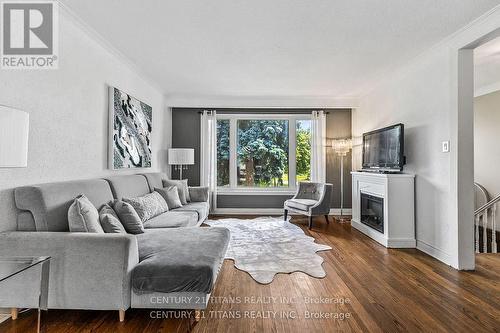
(0, 172), (229, 321)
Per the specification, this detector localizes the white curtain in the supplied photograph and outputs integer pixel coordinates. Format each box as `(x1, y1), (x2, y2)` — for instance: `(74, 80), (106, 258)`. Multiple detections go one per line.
(310, 110), (326, 183)
(200, 110), (217, 210)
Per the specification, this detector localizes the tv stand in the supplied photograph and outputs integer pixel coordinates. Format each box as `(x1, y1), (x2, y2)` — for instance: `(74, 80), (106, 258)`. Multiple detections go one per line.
(351, 171), (415, 248)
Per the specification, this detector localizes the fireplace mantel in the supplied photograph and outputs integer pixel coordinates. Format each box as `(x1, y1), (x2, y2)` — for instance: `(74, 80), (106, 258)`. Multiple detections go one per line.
(351, 171), (415, 248)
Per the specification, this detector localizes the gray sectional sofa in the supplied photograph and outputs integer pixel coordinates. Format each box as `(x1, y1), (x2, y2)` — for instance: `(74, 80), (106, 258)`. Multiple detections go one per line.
(0, 172), (229, 320)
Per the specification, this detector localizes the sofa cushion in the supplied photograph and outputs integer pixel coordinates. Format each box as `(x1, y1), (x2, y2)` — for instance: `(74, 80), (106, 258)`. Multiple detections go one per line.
(155, 186), (182, 209)
(15, 178), (114, 231)
(105, 175), (151, 199)
(162, 179), (190, 204)
(68, 195), (104, 233)
(133, 227), (230, 294)
(285, 198), (318, 211)
(113, 200), (145, 234)
(123, 192), (168, 222)
(99, 204), (126, 234)
(142, 172), (166, 192)
(143, 211), (199, 229)
(176, 202), (209, 223)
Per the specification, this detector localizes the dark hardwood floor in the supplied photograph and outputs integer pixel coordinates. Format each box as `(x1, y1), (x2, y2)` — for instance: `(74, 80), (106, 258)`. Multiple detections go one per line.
(1, 215), (499, 333)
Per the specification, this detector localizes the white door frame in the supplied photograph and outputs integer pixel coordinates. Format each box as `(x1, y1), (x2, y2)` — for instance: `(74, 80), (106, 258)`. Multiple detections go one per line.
(456, 27), (500, 269)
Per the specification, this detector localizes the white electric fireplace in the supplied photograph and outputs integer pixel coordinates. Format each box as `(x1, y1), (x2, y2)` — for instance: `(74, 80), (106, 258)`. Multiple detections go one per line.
(351, 171), (415, 248)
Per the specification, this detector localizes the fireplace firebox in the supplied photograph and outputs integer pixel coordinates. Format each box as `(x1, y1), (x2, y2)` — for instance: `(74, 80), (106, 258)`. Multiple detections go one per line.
(360, 192), (384, 233)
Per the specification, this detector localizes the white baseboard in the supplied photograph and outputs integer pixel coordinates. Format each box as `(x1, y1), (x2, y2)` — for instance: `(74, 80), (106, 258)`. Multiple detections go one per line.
(211, 208), (352, 216)
(416, 240), (453, 266)
(212, 208), (283, 215)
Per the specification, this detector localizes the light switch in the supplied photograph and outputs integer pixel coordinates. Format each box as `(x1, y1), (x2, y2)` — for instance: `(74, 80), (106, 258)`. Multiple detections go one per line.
(442, 141), (450, 153)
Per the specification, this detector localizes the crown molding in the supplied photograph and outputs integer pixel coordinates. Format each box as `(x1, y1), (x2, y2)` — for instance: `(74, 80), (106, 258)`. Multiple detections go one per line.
(475, 81), (500, 97)
(57, 0), (163, 92)
(164, 94), (359, 108)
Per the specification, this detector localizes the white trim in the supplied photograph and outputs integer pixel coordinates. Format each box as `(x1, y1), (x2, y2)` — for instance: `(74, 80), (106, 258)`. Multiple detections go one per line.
(164, 94), (359, 109)
(416, 240), (453, 267)
(474, 81), (500, 97)
(212, 208), (284, 215)
(58, 1), (162, 92)
(217, 190), (296, 196)
(211, 208), (352, 215)
(216, 114), (312, 193)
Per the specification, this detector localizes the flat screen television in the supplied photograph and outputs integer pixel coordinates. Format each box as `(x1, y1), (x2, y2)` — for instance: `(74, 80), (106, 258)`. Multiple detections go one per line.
(362, 123), (404, 172)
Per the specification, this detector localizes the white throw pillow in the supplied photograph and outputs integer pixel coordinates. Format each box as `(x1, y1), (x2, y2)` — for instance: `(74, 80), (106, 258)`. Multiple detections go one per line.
(68, 194), (104, 233)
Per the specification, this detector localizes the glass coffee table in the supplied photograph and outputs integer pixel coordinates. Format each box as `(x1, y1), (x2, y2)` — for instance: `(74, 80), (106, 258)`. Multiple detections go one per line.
(0, 256), (51, 333)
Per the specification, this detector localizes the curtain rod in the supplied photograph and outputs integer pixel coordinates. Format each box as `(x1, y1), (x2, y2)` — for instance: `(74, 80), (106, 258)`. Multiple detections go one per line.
(195, 110), (330, 114)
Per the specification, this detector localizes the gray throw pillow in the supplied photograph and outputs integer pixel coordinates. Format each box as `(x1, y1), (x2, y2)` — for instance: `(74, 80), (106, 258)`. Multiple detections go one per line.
(189, 186), (209, 202)
(163, 179), (190, 204)
(113, 200), (145, 234)
(68, 194), (104, 233)
(123, 192), (168, 222)
(155, 186), (183, 209)
(99, 204), (126, 234)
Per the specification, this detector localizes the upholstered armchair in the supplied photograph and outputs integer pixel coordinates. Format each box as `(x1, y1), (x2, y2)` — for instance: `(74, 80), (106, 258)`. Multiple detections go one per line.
(284, 182), (333, 229)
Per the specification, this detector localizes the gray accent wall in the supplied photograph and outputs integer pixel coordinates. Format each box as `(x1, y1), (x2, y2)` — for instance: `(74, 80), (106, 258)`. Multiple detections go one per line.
(171, 108), (352, 209)
(171, 109), (201, 183)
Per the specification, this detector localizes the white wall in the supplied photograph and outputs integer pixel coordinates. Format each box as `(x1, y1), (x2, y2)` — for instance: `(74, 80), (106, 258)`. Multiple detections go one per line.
(474, 90), (500, 198)
(352, 6), (500, 268)
(0, 9), (171, 232)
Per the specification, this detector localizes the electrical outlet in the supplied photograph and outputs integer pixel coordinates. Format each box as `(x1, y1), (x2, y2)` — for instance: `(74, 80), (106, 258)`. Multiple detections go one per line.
(442, 141), (450, 153)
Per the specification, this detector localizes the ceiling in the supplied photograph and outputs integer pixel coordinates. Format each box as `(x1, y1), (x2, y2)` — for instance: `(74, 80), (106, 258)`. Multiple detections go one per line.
(62, 0), (500, 101)
(475, 37), (500, 96)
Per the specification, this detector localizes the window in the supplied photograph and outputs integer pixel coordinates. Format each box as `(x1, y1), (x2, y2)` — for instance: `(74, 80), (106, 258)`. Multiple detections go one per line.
(216, 114), (311, 192)
(237, 119), (289, 187)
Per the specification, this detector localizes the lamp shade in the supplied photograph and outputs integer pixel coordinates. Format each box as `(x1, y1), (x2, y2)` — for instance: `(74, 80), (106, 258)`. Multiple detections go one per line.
(168, 148), (194, 165)
(332, 138), (352, 157)
(0, 105), (29, 167)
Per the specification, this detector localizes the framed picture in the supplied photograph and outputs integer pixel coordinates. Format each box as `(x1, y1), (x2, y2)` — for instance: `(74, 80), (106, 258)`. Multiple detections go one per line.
(108, 86), (152, 169)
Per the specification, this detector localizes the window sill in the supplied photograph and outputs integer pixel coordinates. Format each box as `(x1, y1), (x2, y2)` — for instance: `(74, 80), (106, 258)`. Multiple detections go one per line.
(217, 189), (296, 196)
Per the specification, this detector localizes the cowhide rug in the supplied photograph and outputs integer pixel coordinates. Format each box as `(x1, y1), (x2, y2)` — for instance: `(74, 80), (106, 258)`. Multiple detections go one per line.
(205, 216), (332, 284)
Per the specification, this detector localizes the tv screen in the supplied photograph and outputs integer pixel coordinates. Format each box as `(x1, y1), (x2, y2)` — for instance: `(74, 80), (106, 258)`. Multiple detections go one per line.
(362, 124), (404, 171)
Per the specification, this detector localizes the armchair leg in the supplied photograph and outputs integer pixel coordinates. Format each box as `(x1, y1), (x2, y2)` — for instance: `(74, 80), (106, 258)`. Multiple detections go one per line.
(324, 215), (330, 224)
(284, 209), (288, 221)
(308, 216), (313, 229)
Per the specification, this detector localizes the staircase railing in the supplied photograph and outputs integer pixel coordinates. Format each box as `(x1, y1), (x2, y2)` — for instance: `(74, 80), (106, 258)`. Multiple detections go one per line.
(474, 194), (500, 253)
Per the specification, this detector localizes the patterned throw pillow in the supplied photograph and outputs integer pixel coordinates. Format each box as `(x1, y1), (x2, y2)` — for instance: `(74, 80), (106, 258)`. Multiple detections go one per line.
(155, 186), (183, 209)
(162, 179), (190, 204)
(123, 192), (168, 222)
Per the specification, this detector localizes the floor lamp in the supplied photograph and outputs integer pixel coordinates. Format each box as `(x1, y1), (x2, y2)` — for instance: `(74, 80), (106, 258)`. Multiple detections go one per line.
(332, 138), (352, 222)
(168, 148), (194, 180)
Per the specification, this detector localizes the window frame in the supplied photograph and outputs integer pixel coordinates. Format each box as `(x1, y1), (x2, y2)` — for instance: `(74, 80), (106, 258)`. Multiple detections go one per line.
(216, 113), (311, 195)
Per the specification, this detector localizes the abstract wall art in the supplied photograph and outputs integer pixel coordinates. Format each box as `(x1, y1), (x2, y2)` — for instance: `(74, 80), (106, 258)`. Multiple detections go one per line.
(109, 86), (152, 169)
